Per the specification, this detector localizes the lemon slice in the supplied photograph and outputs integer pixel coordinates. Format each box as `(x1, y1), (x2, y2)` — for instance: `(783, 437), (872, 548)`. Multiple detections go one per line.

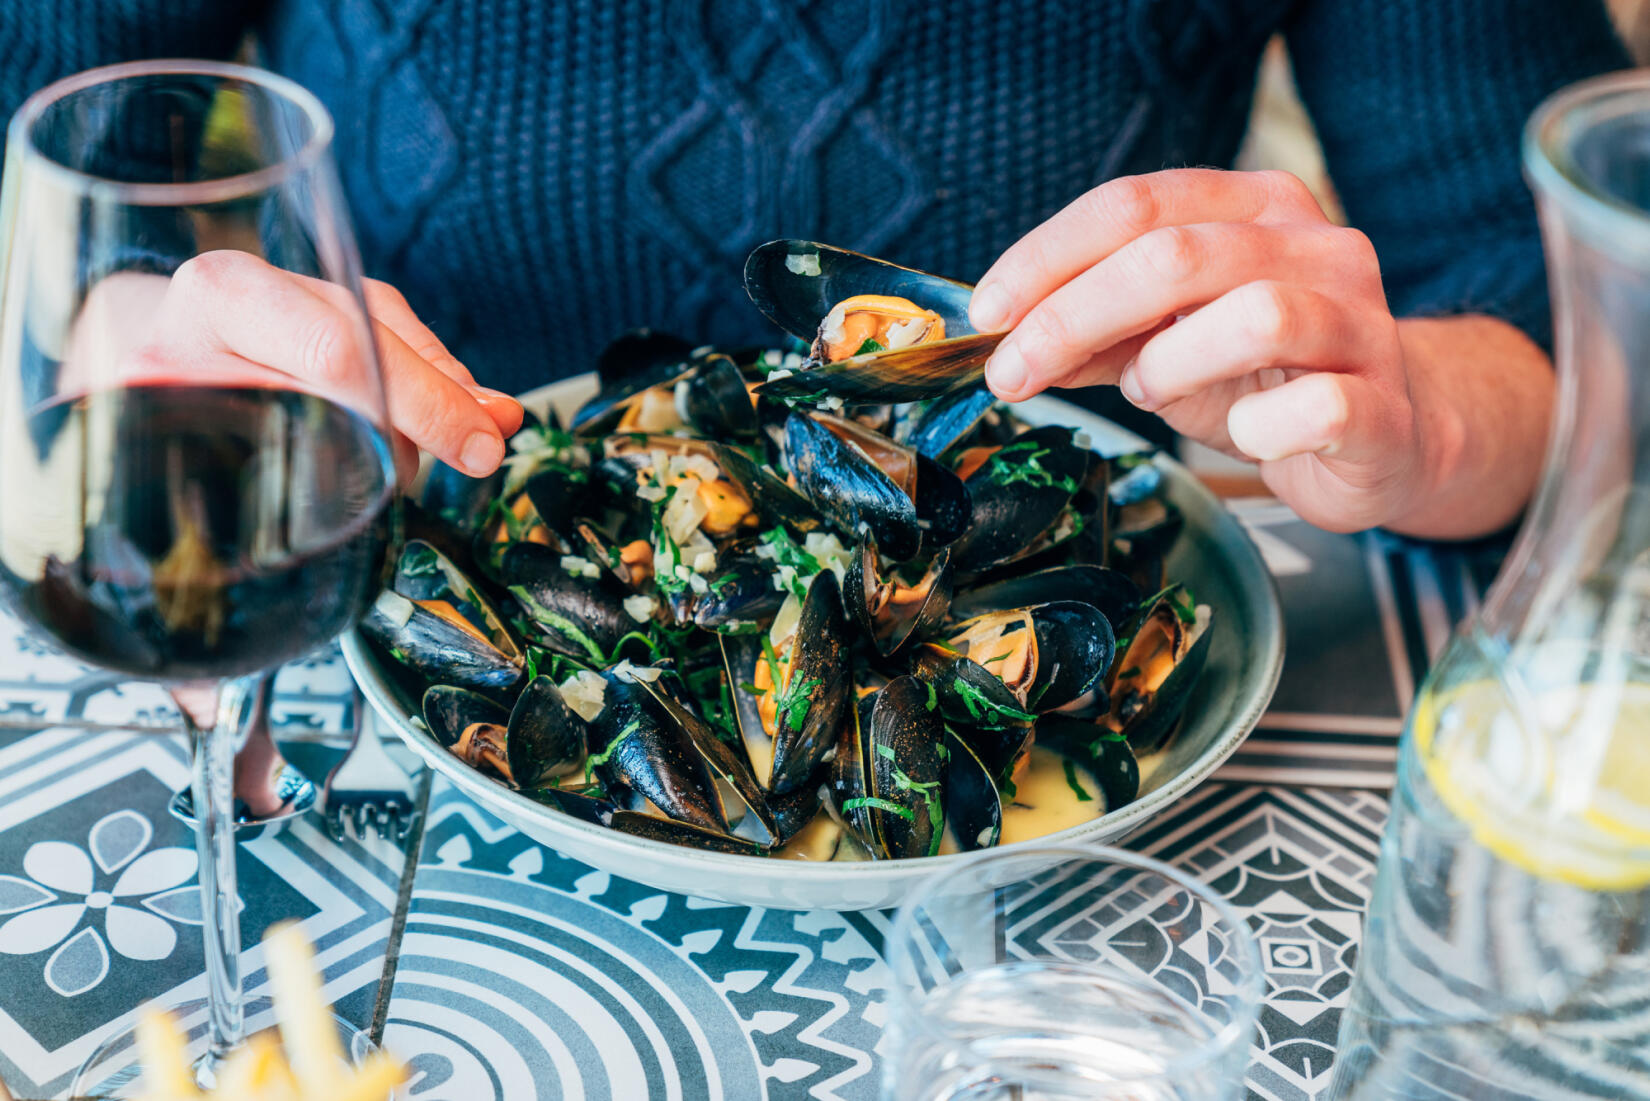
(1414, 679), (1650, 892)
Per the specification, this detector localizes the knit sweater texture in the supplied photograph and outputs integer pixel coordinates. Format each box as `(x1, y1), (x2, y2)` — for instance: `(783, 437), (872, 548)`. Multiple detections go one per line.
(0, 0), (1630, 424)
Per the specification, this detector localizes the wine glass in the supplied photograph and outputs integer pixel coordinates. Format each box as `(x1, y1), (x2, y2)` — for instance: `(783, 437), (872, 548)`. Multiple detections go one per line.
(0, 61), (396, 1091)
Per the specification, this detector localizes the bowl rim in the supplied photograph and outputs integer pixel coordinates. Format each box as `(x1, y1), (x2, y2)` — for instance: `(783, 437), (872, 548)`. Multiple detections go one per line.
(345, 382), (1285, 883)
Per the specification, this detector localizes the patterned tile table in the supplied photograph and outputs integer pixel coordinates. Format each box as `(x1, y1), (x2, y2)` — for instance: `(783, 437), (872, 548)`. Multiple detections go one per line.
(0, 504), (1504, 1100)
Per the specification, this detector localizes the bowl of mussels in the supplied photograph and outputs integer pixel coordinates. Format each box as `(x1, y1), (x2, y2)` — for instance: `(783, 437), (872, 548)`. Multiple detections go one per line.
(342, 241), (1284, 910)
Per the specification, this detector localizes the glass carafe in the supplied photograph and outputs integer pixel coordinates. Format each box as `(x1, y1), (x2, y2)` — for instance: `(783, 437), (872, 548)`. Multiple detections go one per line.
(1329, 73), (1650, 1100)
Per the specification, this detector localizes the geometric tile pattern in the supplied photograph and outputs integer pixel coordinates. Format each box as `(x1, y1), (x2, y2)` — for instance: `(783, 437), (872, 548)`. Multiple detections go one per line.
(0, 505), (1463, 1098)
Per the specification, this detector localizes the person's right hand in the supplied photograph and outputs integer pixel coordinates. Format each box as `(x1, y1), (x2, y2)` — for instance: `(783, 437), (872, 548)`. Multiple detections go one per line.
(70, 250), (522, 483)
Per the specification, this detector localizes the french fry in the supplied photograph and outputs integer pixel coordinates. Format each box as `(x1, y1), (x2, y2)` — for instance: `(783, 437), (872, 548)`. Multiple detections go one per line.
(134, 925), (404, 1101)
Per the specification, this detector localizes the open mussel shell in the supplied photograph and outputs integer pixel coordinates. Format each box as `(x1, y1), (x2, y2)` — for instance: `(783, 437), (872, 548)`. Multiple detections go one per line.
(572, 330), (696, 434)
(634, 674), (780, 847)
(506, 676), (589, 789)
(1104, 585), (1213, 753)
(912, 646), (1037, 732)
(362, 542), (524, 694)
(422, 685), (510, 748)
(471, 465), (591, 580)
(585, 670), (725, 832)
(843, 539), (953, 657)
(605, 434), (820, 538)
(420, 461), (504, 545)
(681, 351), (760, 439)
(924, 600), (1115, 718)
(720, 570), (852, 795)
(1111, 496), (1185, 591)
(950, 565), (1140, 634)
(784, 411), (969, 561)
(1035, 716), (1141, 811)
(947, 426), (1091, 574)
(502, 542), (634, 664)
(767, 770), (827, 846)
(744, 240), (1004, 404)
(522, 786), (618, 827)
(943, 729), (1002, 852)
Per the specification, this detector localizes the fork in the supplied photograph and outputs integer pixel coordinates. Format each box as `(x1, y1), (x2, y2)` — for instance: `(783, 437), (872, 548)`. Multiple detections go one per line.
(323, 689), (419, 842)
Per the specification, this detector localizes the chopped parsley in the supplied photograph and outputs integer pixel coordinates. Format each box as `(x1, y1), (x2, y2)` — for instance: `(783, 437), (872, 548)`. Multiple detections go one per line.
(510, 587), (606, 663)
(841, 796), (914, 822)
(953, 677), (1037, 725)
(585, 718), (640, 780)
(985, 440), (1078, 493)
(1062, 758), (1094, 803)
(855, 338), (885, 356)
(401, 543), (442, 577)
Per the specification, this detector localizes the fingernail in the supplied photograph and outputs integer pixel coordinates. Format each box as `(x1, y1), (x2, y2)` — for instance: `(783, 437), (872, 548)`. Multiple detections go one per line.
(467, 384), (517, 403)
(985, 344), (1027, 397)
(970, 282), (1011, 332)
(460, 431), (504, 475)
(1119, 366), (1148, 408)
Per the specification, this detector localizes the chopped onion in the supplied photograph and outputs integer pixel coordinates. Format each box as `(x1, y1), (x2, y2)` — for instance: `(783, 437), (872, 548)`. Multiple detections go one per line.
(784, 252), (822, 277)
(611, 660), (662, 683)
(622, 594), (657, 623)
(769, 592), (802, 647)
(561, 555), (600, 579)
(558, 670), (607, 722)
(637, 485), (667, 503)
(692, 550), (718, 574)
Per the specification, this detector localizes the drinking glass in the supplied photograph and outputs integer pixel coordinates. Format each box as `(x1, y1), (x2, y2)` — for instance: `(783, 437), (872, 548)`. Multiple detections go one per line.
(0, 61), (395, 1091)
(885, 843), (1262, 1101)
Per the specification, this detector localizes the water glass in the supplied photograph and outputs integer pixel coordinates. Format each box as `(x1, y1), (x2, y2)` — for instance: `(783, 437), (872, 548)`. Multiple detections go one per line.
(884, 843), (1262, 1101)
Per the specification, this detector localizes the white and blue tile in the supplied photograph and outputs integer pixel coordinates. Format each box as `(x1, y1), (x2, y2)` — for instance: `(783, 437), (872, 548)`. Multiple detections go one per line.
(383, 780), (891, 1101)
(0, 726), (407, 1099)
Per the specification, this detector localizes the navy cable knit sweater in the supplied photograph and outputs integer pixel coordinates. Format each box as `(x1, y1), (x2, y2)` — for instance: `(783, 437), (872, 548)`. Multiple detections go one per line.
(0, 0), (1630, 433)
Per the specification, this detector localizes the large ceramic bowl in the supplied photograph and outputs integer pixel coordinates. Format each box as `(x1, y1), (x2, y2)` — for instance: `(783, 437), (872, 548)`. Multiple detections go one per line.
(343, 375), (1284, 911)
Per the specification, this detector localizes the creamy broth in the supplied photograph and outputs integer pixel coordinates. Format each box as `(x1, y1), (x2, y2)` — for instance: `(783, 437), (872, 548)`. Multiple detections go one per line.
(997, 746), (1106, 846)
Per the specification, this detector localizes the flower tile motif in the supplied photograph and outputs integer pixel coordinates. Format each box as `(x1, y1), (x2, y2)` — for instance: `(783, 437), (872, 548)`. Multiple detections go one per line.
(0, 811), (200, 996)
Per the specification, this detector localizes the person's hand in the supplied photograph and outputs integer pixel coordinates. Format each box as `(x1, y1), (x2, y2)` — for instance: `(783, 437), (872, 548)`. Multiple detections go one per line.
(971, 169), (1424, 533)
(69, 251), (521, 484)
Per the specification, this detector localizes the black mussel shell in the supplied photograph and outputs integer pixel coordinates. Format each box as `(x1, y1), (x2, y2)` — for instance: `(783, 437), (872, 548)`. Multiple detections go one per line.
(502, 542), (632, 664)
(864, 676), (946, 859)
(1111, 497), (1184, 586)
(1107, 455), (1163, 507)
(784, 411), (969, 561)
(767, 771), (827, 846)
(772, 572), (854, 794)
(904, 387), (999, 459)
(938, 600), (1115, 714)
(948, 426), (1091, 574)
(421, 461), (503, 544)
(522, 786), (618, 826)
(947, 719), (1034, 789)
(422, 685), (510, 748)
(363, 543), (523, 693)
(912, 645), (1037, 732)
(586, 671), (725, 832)
(1105, 586), (1213, 753)
(826, 693), (876, 849)
(608, 810), (767, 855)
(573, 330), (695, 434)
(635, 675), (779, 846)
(1035, 716), (1140, 811)
(843, 539), (953, 656)
(693, 553), (785, 634)
(681, 352), (760, 439)
(952, 566), (1141, 635)
(506, 675), (588, 788)
(523, 466), (591, 548)
(943, 729), (1002, 852)
(744, 241), (1003, 403)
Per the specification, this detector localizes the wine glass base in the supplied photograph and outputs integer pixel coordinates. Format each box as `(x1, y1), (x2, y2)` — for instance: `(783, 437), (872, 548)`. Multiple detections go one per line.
(71, 996), (377, 1098)
(167, 763), (318, 830)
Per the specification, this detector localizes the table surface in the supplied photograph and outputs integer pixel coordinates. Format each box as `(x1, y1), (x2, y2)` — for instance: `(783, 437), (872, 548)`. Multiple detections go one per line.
(0, 501), (1504, 1101)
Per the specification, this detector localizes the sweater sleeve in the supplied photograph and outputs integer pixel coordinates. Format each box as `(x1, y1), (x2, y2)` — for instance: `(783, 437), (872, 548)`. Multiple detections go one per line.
(0, 1), (261, 131)
(1285, 0), (1630, 352)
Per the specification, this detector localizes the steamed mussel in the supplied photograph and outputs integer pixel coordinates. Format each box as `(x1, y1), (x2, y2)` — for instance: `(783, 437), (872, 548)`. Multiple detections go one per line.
(359, 265), (1216, 860)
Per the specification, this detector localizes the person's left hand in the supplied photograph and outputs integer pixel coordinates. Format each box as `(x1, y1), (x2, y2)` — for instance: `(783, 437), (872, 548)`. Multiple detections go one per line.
(971, 168), (1423, 533)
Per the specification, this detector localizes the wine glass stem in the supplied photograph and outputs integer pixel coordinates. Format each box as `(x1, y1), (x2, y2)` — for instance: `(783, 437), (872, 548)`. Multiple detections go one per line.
(175, 674), (261, 1082)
